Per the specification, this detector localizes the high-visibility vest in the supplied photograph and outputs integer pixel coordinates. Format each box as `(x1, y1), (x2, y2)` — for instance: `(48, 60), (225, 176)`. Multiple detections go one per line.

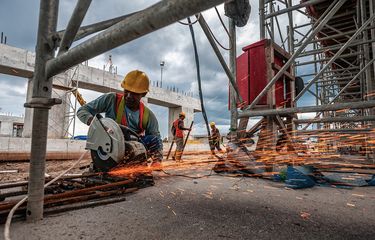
(115, 93), (149, 134)
(173, 119), (183, 138)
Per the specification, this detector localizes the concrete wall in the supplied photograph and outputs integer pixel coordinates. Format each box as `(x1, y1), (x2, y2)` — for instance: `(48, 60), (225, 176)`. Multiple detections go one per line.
(0, 115), (23, 137)
(0, 137), (86, 152)
(0, 136), (211, 155)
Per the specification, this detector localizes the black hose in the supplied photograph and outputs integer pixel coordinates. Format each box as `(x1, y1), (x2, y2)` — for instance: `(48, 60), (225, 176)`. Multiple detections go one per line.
(187, 17), (212, 147)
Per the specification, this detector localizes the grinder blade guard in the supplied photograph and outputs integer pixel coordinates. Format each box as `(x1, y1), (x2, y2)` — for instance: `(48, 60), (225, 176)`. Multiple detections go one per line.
(85, 115), (147, 172)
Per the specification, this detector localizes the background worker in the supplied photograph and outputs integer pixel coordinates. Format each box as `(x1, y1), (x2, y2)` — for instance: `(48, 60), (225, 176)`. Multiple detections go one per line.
(77, 70), (163, 169)
(171, 112), (191, 161)
(209, 122), (223, 153)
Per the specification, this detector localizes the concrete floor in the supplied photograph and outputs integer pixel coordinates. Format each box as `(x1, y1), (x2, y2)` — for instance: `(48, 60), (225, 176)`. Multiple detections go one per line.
(1, 172), (375, 240)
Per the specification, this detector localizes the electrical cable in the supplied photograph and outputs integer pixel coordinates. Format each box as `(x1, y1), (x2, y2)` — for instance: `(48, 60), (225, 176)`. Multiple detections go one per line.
(178, 14), (200, 26)
(214, 7), (232, 48)
(203, 8), (232, 51)
(4, 150), (89, 240)
(187, 17), (211, 142)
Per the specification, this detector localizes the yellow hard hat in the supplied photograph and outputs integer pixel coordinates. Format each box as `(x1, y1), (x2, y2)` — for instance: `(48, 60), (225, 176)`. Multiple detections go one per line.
(210, 122), (215, 126)
(179, 112), (186, 117)
(121, 70), (150, 93)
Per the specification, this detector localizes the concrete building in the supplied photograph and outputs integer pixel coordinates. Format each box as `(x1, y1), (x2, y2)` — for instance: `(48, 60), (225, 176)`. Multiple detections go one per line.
(0, 114), (24, 137)
(0, 43), (201, 141)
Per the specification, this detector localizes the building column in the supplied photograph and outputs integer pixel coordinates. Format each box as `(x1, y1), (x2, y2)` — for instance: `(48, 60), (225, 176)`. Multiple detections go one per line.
(24, 75), (70, 139)
(48, 74), (70, 138)
(168, 106), (194, 141)
(23, 78), (34, 137)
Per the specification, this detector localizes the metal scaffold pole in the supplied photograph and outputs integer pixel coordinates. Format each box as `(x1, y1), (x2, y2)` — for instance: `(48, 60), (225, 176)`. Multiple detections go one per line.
(26, 0), (60, 222)
(229, 17), (238, 132)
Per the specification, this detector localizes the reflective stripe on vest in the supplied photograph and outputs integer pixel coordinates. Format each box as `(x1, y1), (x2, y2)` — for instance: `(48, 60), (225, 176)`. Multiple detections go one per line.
(115, 93), (149, 134)
(173, 119), (183, 138)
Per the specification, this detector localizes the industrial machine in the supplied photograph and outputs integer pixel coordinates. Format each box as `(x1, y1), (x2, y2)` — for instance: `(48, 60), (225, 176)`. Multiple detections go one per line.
(85, 114), (148, 172)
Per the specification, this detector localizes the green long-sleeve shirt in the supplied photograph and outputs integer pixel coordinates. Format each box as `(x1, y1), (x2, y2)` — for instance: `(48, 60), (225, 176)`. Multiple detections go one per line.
(77, 92), (161, 138)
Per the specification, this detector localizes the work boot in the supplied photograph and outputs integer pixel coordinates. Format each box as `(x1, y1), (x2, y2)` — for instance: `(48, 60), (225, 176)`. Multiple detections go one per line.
(175, 151), (182, 162)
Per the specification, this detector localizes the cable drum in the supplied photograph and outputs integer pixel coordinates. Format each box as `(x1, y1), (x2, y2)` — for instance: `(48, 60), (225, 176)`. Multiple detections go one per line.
(224, 0), (251, 27)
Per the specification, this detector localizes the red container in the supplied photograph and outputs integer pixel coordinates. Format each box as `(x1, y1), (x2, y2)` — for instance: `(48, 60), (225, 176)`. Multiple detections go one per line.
(243, 39), (269, 105)
(231, 39), (293, 110)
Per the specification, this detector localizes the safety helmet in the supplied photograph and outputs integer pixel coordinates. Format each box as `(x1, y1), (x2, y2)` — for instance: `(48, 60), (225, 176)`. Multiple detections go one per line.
(121, 70), (150, 93)
(210, 122), (215, 127)
(179, 112), (186, 118)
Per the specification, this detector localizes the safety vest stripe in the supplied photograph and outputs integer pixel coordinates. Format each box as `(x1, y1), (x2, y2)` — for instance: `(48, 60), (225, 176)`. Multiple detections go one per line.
(115, 93), (149, 133)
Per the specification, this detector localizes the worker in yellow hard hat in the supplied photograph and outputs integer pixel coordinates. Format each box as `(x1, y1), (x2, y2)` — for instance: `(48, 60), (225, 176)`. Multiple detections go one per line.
(171, 111), (191, 161)
(209, 122), (223, 154)
(77, 70), (163, 170)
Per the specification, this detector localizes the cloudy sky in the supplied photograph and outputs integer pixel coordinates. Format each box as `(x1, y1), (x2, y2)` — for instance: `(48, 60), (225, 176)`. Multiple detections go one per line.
(0, 0), (313, 138)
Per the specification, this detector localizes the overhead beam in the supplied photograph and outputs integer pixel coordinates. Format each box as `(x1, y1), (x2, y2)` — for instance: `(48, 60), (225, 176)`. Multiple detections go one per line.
(297, 128), (372, 134)
(239, 100), (375, 118)
(46, 0), (227, 78)
(58, 0), (92, 56)
(295, 115), (375, 124)
(57, 13), (137, 43)
(265, 0), (326, 19)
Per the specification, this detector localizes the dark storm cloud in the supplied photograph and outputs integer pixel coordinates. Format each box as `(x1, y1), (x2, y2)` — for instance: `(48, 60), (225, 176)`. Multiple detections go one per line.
(0, 75), (27, 115)
(0, 0), (39, 50)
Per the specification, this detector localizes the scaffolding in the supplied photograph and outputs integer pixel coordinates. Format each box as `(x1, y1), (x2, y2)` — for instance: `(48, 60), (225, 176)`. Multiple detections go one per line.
(238, 0), (375, 157)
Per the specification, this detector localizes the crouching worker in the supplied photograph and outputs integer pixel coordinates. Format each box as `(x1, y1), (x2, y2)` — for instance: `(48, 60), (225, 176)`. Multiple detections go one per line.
(77, 70), (163, 170)
(209, 122), (223, 154)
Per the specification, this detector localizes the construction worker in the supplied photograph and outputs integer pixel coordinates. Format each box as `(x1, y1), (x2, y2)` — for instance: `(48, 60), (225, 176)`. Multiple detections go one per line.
(209, 122), (223, 153)
(77, 70), (163, 169)
(171, 112), (191, 161)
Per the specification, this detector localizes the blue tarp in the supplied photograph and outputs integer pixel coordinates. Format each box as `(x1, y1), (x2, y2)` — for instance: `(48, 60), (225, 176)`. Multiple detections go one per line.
(367, 175), (375, 186)
(285, 166), (316, 189)
(280, 166), (375, 189)
(72, 135), (87, 140)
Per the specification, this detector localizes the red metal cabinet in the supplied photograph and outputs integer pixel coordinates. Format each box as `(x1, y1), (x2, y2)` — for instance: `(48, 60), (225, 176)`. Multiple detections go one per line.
(231, 39), (294, 109)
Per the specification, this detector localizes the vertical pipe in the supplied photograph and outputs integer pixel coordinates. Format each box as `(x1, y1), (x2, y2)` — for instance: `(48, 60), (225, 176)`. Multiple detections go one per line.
(287, 0), (294, 54)
(259, 0), (266, 39)
(371, 0), (375, 95)
(368, 0), (375, 162)
(361, 0), (373, 102)
(229, 18), (238, 132)
(26, 0), (59, 222)
(269, 1), (274, 40)
(313, 42), (320, 129)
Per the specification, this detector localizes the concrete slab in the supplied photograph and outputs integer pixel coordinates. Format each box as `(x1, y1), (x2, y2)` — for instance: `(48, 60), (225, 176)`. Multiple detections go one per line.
(2, 173), (374, 240)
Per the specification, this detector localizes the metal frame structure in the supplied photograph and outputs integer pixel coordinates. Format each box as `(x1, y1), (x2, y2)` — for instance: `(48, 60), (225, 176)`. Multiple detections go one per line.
(27, 0), (232, 222)
(239, 0), (375, 156)
(23, 0), (375, 222)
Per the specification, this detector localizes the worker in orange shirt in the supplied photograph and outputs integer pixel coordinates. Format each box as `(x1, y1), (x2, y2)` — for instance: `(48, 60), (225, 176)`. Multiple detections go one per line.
(171, 112), (191, 161)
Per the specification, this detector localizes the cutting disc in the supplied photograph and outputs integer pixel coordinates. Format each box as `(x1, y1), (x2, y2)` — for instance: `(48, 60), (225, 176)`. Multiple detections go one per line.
(86, 117), (125, 172)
